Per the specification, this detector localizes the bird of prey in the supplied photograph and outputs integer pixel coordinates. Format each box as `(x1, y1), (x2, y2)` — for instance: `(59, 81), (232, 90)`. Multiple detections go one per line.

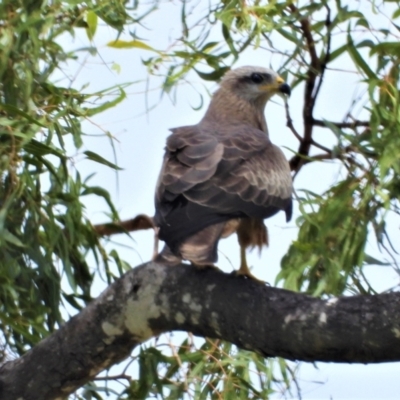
(154, 66), (292, 280)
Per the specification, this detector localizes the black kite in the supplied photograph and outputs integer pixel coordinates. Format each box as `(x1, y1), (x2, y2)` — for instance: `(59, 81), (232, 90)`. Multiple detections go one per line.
(154, 66), (292, 280)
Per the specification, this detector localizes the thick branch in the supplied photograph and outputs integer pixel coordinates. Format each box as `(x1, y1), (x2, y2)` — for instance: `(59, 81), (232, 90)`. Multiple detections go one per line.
(1, 262), (400, 399)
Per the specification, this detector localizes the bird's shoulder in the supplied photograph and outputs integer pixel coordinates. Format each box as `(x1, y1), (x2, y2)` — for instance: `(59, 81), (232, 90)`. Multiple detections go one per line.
(166, 123), (272, 155)
(166, 125), (213, 151)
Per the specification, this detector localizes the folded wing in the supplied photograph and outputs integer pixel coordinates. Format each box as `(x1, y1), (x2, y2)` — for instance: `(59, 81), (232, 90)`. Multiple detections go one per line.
(154, 124), (292, 253)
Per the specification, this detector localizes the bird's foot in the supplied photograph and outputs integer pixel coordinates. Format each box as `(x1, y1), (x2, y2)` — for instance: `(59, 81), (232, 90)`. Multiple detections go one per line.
(237, 245), (265, 283)
(152, 227), (160, 261)
(154, 245), (182, 266)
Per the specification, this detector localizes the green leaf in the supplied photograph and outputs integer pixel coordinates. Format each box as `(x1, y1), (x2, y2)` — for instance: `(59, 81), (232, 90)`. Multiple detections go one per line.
(363, 254), (391, 266)
(194, 67), (230, 81)
(201, 41), (219, 52)
(24, 139), (66, 158)
(83, 151), (122, 170)
(1, 229), (25, 247)
(222, 24), (238, 57)
(111, 62), (121, 74)
(107, 39), (159, 53)
(347, 34), (376, 79)
(370, 41), (400, 56)
(86, 11), (98, 41)
(277, 28), (300, 44)
(81, 185), (119, 218)
(329, 44), (347, 62)
(357, 39), (375, 48)
(0, 103), (46, 127)
(393, 8), (400, 19)
(356, 18), (370, 29)
(84, 88), (126, 117)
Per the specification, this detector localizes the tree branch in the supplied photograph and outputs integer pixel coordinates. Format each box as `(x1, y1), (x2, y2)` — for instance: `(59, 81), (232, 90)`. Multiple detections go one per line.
(287, 4), (321, 173)
(93, 214), (154, 236)
(285, 99), (302, 145)
(1, 262), (400, 399)
(288, 5), (319, 70)
(310, 4), (331, 109)
(287, 5), (335, 174)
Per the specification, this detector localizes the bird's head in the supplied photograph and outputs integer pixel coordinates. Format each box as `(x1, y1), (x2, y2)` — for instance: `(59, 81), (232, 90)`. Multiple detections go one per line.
(219, 66), (291, 105)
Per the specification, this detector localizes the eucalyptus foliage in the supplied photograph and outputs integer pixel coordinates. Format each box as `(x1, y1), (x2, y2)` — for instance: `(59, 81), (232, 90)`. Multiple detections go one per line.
(1, 0), (400, 398)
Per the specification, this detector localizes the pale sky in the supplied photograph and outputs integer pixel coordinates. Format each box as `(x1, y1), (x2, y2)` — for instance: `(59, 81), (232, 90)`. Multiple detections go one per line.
(55, 2), (400, 398)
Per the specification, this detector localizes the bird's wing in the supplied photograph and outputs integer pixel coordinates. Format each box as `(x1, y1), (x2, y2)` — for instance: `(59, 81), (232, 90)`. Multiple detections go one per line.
(154, 124), (292, 251)
(156, 125), (224, 199)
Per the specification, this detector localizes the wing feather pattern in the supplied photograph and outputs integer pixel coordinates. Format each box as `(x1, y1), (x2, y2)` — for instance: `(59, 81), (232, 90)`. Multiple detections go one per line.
(154, 124), (292, 252)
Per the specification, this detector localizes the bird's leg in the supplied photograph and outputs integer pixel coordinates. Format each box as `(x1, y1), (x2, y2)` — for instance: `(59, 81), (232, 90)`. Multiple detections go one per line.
(235, 245), (265, 283)
(154, 244), (182, 265)
(152, 227), (160, 261)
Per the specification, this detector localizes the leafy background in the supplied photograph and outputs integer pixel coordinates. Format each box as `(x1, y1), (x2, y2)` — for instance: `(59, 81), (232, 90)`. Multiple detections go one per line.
(1, 0), (400, 398)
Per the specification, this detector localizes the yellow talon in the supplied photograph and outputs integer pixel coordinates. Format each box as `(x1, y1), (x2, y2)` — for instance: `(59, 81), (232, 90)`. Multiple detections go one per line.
(234, 246), (265, 283)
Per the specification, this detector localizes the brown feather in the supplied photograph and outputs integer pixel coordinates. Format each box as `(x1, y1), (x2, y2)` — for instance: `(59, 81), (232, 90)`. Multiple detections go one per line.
(237, 218), (269, 253)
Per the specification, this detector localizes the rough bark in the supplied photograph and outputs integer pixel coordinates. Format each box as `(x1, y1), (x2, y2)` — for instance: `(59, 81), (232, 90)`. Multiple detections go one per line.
(1, 261), (400, 400)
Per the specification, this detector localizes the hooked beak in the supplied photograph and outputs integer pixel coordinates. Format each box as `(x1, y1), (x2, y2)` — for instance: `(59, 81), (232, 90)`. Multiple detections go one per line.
(278, 82), (291, 96)
(276, 76), (291, 96)
(258, 75), (291, 97)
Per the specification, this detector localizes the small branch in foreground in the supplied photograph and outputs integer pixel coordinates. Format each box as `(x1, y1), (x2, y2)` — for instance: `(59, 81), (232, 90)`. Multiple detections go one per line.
(93, 214), (154, 236)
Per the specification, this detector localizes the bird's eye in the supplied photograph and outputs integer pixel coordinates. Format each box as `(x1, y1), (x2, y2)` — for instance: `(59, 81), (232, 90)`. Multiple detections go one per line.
(250, 73), (264, 84)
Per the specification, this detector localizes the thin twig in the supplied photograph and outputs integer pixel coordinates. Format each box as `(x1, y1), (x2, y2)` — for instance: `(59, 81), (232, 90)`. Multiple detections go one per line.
(310, 4), (331, 109)
(284, 100), (302, 142)
(288, 5), (319, 69)
(292, 144), (359, 168)
(312, 119), (370, 128)
(93, 374), (131, 382)
(310, 139), (332, 154)
(302, 153), (336, 162)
